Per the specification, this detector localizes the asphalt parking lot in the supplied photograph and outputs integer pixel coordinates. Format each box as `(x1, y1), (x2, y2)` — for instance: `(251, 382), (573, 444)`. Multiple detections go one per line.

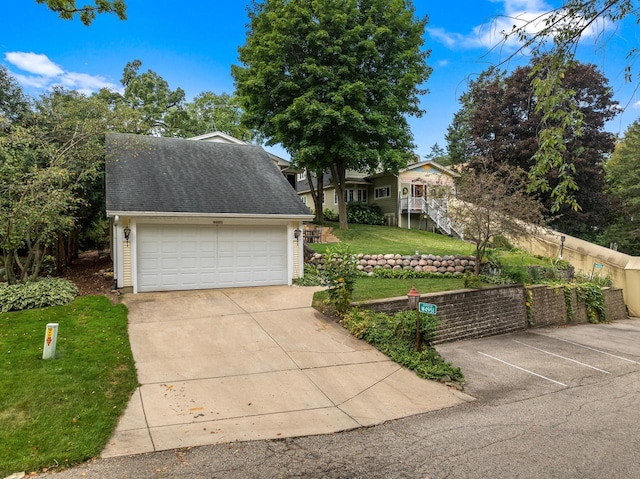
(437, 319), (640, 404)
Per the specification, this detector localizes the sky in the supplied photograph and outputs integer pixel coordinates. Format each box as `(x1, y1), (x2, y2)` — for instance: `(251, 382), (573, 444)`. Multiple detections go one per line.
(2, 0), (639, 160)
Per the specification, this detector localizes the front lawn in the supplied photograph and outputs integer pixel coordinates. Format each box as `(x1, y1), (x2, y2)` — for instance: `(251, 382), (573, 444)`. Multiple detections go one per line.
(0, 296), (138, 476)
(311, 223), (475, 256)
(351, 276), (470, 302)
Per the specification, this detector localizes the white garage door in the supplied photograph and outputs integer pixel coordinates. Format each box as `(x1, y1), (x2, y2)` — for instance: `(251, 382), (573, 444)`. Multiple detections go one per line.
(136, 224), (287, 292)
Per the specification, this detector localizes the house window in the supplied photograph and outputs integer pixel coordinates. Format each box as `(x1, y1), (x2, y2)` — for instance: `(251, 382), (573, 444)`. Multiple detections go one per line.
(298, 171), (306, 181)
(300, 196), (307, 205)
(375, 186), (391, 199)
(334, 188), (366, 203)
(344, 189), (355, 203)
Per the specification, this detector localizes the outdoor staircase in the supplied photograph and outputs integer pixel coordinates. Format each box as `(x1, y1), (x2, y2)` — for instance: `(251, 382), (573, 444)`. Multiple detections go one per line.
(403, 196), (464, 239)
(426, 197), (464, 239)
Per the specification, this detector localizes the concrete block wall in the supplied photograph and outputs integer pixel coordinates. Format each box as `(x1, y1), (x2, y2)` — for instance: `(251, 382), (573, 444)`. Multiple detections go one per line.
(356, 285), (627, 344)
(357, 285), (528, 344)
(528, 285), (627, 327)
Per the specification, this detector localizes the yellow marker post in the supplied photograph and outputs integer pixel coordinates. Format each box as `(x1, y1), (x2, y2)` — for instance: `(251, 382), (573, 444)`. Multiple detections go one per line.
(43, 323), (59, 360)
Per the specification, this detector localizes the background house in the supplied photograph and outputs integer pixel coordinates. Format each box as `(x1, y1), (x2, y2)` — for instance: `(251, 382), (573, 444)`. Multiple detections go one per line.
(106, 133), (313, 293)
(297, 159), (460, 235)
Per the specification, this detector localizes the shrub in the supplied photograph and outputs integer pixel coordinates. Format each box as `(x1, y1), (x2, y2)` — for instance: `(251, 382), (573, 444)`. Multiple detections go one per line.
(342, 308), (463, 384)
(321, 244), (358, 313)
(346, 202), (385, 225)
(323, 208), (339, 222)
(370, 267), (460, 280)
(293, 264), (323, 286)
(0, 278), (79, 312)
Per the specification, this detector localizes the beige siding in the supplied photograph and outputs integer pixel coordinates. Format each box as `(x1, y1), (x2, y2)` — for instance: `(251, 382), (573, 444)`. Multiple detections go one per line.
(293, 239), (301, 279)
(122, 242), (132, 287)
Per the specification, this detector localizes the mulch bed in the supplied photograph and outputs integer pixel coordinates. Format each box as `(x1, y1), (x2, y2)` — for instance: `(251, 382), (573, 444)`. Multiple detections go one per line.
(61, 251), (119, 299)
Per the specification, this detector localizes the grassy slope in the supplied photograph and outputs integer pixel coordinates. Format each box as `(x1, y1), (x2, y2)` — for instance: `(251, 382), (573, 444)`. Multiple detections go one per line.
(0, 296), (138, 476)
(311, 223), (476, 256)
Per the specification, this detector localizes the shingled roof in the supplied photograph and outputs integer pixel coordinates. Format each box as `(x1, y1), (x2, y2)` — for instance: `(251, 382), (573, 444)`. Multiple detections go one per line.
(105, 133), (311, 217)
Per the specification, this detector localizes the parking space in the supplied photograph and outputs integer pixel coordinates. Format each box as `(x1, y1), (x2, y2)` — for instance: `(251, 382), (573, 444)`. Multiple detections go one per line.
(436, 319), (640, 404)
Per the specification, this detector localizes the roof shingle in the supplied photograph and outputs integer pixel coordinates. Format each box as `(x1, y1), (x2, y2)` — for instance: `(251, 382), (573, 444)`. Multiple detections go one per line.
(106, 133), (311, 217)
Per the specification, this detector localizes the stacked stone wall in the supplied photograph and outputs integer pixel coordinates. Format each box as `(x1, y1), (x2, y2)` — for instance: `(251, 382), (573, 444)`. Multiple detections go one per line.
(308, 253), (476, 275)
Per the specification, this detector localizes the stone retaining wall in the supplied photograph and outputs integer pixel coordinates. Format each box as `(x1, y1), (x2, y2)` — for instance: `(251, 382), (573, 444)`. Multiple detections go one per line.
(527, 285), (627, 327)
(356, 285), (627, 344)
(308, 253), (476, 275)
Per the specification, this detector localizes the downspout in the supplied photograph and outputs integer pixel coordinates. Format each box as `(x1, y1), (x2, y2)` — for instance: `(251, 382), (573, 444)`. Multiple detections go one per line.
(112, 216), (118, 290)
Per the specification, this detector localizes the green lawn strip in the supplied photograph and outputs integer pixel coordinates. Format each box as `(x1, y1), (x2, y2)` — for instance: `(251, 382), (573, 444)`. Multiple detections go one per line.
(342, 308), (464, 384)
(351, 276), (470, 302)
(311, 223), (475, 256)
(0, 296), (138, 476)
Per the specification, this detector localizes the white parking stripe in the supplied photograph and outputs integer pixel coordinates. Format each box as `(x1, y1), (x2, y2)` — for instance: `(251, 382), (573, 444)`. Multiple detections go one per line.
(513, 340), (610, 374)
(478, 352), (568, 387)
(548, 338), (640, 365)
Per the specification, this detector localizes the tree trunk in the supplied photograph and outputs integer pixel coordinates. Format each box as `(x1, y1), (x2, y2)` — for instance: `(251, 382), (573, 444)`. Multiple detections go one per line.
(307, 168), (324, 223)
(2, 251), (17, 284)
(330, 162), (349, 230)
(56, 233), (67, 275)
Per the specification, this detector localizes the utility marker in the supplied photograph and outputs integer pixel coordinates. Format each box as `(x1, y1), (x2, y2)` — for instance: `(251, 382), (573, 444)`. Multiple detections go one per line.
(43, 323), (59, 360)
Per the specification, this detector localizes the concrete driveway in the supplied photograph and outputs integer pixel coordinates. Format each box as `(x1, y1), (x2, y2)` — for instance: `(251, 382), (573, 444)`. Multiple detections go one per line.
(102, 286), (472, 457)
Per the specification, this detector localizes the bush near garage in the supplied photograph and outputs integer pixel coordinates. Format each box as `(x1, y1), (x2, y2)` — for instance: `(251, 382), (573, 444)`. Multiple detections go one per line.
(0, 277), (78, 312)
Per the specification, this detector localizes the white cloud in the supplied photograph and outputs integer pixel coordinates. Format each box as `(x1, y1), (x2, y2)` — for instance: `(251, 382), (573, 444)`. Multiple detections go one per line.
(5, 51), (64, 76)
(437, 59), (450, 67)
(4, 51), (120, 95)
(60, 71), (119, 92)
(11, 73), (52, 89)
(633, 100), (640, 109)
(429, 0), (608, 52)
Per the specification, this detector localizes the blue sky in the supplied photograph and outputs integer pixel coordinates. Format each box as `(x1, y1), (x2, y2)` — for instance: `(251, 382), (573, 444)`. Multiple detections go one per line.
(2, 0), (638, 160)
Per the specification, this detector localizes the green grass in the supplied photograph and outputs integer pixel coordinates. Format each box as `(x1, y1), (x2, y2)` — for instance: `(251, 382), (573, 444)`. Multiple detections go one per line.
(351, 277), (470, 302)
(311, 223), (476, 256)
(0, 296), (138, 476)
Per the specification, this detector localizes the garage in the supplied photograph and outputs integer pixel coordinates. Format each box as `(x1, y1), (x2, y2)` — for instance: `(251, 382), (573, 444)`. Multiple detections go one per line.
(106, 133), (313, 293)
(136, 224), (287, 292)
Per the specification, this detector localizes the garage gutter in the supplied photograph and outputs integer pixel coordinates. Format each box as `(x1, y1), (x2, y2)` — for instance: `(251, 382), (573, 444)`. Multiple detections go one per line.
(106, 211), (314, 221)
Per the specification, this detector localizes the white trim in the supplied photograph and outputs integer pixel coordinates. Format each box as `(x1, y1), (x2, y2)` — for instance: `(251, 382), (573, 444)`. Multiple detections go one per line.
(131, 220), (138, 294)
(106, 211), (313, 221)
(115, 223), (124, 288)
(287, 224), (295, 285)
(188, 131), (247, 144)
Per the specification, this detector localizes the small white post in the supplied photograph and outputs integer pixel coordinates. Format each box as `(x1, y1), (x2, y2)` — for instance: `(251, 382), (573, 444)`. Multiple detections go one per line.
(43, 323), (59, 360)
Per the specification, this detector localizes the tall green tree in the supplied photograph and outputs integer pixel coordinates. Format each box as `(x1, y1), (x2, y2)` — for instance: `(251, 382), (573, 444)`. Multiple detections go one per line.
(35, 0), (126, 25)
(424, 142), (448, 165)
(501, 0), (639, 212)
(447, 59), (618, 238)
(179, 92), (254, 140)
(232, 0), (431, 229)
(601, 119), (640, 254)
(119, 59), (186, 136)
(0, 66), (31, 125)
(34, 87), (114, 268)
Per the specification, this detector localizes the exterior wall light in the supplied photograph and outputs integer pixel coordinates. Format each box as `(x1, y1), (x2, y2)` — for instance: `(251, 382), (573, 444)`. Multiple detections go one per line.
(123, 225), (131, 245)
(560, 235), (566, 259)
(294, 228), (302, 242)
